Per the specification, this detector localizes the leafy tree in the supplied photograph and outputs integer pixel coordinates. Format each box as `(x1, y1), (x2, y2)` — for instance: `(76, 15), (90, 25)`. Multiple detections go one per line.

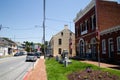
(23, 41), (34, 52)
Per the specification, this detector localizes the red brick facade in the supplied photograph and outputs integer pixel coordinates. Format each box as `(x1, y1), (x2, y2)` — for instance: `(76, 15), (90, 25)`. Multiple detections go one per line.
(74, 0), (120, 63)
(97, 0), (120, 31)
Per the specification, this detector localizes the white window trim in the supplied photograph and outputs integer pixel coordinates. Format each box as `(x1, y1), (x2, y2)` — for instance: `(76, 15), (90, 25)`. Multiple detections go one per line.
(102, 39), (106, 54)
(117, 36), (120, 54)
(80, 21), (88, 35)
(81, 30), (88, 35)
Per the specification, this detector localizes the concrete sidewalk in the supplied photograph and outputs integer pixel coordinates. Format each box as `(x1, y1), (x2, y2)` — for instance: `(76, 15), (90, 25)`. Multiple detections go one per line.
(81, 60), (120, 70)
(23, 56), (47, 80)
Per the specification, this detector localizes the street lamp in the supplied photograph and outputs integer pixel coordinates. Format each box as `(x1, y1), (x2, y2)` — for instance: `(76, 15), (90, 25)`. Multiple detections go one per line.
(0, 24), (9, 30)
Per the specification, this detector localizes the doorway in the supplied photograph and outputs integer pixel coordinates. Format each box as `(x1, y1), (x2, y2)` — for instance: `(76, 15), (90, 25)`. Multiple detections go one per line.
(108, 38), (114, 58)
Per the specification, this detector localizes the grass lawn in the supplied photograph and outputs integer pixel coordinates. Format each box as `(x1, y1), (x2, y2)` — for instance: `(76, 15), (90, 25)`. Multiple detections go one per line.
(45, 58), (120, 80)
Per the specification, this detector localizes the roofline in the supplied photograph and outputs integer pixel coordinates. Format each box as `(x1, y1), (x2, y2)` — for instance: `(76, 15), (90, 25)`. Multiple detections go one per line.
(73, 0), (95, 23)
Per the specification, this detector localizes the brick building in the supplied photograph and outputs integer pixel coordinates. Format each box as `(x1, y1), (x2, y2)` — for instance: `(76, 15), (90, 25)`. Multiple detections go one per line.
(74, 0), (120, 63)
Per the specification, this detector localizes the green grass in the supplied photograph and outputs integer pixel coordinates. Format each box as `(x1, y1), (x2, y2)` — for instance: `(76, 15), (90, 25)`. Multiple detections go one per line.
(45, 58), (120, 80)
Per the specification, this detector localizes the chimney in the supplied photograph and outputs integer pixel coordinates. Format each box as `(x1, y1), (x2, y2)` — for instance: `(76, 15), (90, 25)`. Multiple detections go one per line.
(64, 25), (68, 29)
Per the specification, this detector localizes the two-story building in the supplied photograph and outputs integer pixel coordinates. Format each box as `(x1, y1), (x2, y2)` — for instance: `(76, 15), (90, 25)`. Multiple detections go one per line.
(49, 25), (76, 57)
(0, 37), (17, 56)
(74, 0), (120, 62)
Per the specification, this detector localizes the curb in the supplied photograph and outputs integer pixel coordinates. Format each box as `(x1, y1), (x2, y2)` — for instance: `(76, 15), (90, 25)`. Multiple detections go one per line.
(23, 59), (39, 80)
(23, 68), (31, 80)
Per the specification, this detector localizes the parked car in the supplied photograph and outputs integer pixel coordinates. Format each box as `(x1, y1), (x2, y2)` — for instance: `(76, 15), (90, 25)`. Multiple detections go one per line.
(35, 52), (40, 58)
(14, 52), (23, 56)
(0, 52), (3, 56)
(19, 52), (24, 55)
(23, 51), (27, 55)
(26, 53), (37, 62)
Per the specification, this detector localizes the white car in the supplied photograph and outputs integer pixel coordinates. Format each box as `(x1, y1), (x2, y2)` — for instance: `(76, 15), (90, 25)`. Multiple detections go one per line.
(26, 53), (37, 62)
(0, 52), (3, 56)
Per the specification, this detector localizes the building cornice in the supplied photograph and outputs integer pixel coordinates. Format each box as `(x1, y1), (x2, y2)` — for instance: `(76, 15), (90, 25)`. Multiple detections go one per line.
(100, 25), (120, 35)
(74, 0), (95, 23)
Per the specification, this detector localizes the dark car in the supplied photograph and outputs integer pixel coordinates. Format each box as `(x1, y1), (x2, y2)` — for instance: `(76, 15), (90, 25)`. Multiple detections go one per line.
(35, 52), (41, 58)
(14, 52), (23, 56)
(19, 52), (24, 55)
(14, 52), (20, 56)
(26, 53), (37, 62)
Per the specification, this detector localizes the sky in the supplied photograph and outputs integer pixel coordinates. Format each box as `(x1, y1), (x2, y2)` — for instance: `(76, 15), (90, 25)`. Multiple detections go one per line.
(0, 0), (119, 43)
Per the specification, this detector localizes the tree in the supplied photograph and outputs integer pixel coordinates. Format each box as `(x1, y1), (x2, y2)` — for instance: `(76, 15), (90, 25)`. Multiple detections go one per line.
(23, 41), (34, 52)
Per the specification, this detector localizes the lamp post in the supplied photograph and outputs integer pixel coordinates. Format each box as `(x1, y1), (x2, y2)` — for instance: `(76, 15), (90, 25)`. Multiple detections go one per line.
(0, 24), (9, 31)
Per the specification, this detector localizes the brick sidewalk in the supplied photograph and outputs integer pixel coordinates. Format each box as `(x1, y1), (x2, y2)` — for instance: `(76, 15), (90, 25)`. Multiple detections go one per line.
(24, 56), (47, 80)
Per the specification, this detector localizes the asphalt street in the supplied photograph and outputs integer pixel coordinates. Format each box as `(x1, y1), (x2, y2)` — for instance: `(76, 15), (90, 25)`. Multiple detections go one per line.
(0, 55), (35, 80)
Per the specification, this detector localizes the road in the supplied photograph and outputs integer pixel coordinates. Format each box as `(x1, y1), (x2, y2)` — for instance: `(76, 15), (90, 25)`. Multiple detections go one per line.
(0, 55), (35, 80)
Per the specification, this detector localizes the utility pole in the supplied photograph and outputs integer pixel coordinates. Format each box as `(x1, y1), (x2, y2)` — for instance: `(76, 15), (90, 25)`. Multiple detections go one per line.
(95, 0), (100, 68)
(0, 24), (2, 30)
(43, 0), (46, 59)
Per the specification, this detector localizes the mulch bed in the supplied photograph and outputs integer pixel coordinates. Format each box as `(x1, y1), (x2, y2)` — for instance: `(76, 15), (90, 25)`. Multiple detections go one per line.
(68, 70), (120, 80)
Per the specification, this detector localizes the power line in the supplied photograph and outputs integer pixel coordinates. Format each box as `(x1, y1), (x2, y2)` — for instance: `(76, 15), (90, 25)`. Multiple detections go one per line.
(5, 37), (41, 39)
(46, 18), (73, 23)
(9, 25), (43, 30)
(10, 27), (37, 30)
(45, 18), (74, 31)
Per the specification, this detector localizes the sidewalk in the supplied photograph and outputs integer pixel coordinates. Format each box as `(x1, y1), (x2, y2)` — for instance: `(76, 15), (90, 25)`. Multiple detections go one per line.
(23, 57), (120, 80)
(81, 60), (120, 70)
(23, 56), (47, 80)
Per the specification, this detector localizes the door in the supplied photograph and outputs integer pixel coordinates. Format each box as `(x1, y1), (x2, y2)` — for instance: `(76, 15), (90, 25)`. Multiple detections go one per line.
(108, 38), (114, 58)
(80, 40), (84, 57)
(91, 44), (96, 59)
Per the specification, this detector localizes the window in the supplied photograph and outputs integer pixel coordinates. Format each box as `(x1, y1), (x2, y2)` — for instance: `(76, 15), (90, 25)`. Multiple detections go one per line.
(90, 17), (92, 30)
(58, 48), (62, 54)
(117, 36), (120, 53)
(75, 27), (78, 36)
(81, 21), (88, 35)
(93, 15), (96, 29)
(91, 14), (96, 30)
(80, 23), (83, 32)
(58, 39), (62, 45)
(85, 20), (88, 31)
(70, 32), (72, 36)
(83, 22), (85, 31)
(61, 32), (63, 36)
(102, 39), (106, 54)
